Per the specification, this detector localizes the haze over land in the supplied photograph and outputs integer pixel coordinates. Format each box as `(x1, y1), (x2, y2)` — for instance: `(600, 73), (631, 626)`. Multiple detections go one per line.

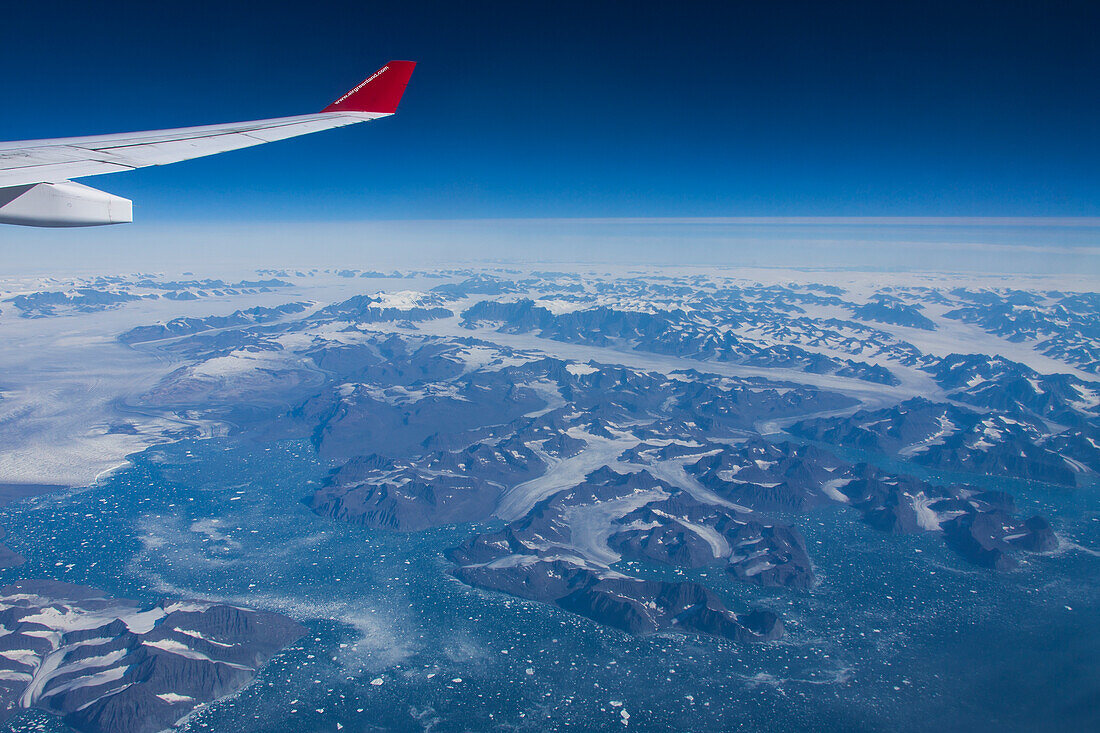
(3, 218), (1098, 277)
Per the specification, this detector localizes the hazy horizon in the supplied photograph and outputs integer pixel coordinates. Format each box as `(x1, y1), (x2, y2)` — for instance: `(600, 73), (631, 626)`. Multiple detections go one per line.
(3, 217), (1097, 281)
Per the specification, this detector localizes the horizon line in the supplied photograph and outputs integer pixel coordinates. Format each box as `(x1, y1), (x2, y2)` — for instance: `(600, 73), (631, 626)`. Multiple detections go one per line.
(142, 216), (1100, 228)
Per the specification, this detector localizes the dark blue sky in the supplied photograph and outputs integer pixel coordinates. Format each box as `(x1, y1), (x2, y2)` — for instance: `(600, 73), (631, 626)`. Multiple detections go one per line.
(2, 0), (1098, 222)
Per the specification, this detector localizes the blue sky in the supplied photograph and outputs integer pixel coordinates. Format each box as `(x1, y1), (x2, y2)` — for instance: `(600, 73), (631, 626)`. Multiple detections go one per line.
(2, 0), (1098, 225)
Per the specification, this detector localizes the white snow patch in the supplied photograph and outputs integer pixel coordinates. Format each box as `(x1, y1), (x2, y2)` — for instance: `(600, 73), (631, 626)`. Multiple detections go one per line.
(821, 478), (852, 503)
(157, 692), (195, 704)
(565, 363), (599, 376)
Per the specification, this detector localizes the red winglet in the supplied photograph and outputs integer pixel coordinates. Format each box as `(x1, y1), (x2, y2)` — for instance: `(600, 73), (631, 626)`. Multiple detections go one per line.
(323, 61), (416, 114)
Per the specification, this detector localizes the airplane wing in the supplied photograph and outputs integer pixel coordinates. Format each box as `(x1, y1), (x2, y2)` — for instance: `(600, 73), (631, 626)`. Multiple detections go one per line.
(0, 60), (415, 227)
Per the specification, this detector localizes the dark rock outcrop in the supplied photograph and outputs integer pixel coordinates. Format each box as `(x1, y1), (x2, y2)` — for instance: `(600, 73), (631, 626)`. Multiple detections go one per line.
(942, 512), (1058, 570)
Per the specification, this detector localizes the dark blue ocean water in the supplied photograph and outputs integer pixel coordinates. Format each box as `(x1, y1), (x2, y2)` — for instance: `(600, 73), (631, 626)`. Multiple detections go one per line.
(1, 438), (1097, 732)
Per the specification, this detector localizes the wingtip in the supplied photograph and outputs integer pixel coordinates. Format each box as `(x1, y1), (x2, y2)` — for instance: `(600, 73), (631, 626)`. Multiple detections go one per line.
(323, 60), (417, 114)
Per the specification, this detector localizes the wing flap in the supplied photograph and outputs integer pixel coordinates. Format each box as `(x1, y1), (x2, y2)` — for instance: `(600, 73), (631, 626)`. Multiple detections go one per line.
(0, 161), (134, 187)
